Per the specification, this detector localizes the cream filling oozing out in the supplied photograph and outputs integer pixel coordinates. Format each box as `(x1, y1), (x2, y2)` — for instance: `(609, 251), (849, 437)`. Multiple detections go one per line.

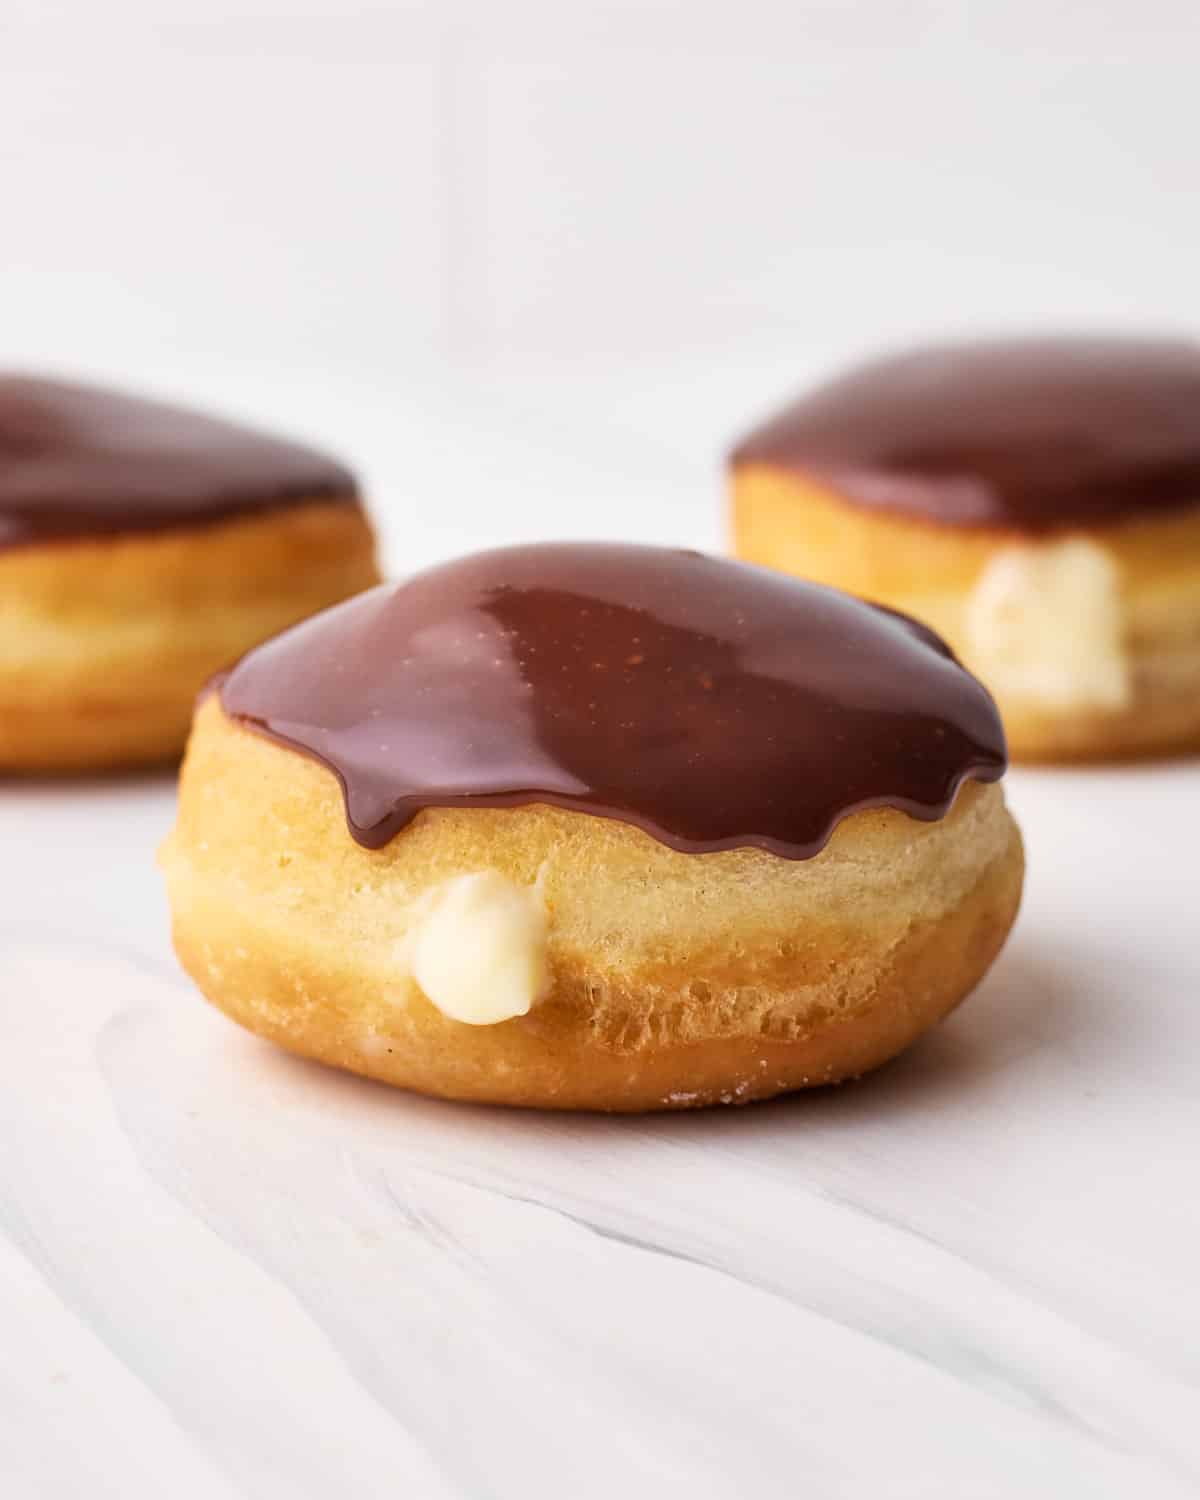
(965, 537), (1131, 711)
(404, 870), (549, 1026)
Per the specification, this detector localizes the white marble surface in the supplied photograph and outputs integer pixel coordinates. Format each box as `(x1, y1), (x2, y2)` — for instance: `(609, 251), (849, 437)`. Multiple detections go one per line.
(2, 761), (1199, 1499)
(4, 729), (1200, 1496)
(2, 370), (1200, 1497)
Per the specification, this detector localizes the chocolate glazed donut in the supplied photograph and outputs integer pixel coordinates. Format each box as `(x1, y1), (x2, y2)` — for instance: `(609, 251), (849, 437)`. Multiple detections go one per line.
(0, 376), (379, 770)
(731, 337), (1200, 761)
(163, 543), (1024, 1112)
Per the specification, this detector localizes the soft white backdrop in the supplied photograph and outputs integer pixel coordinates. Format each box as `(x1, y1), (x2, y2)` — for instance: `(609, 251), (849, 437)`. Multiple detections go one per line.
(5, 0), (1200, 566)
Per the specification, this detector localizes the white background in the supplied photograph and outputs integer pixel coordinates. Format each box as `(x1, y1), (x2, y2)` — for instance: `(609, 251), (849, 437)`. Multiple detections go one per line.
(3, 6), (1200, 1496)
(5, 0), (1200, 567)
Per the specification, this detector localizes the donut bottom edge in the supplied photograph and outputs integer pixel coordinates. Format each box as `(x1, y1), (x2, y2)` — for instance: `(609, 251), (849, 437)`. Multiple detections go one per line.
(172, 847), (1022, 1112)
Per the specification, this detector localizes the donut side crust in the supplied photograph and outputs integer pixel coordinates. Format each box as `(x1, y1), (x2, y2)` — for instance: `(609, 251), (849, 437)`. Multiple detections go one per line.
(161, 698), (1024, 1112)
(0, 499), (378, 771)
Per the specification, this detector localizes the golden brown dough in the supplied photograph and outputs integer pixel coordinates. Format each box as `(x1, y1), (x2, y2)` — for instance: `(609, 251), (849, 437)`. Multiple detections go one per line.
(161, 698), (1024, 1112)
(732, 466), (1200, 761)
(0, 502), (378, 771)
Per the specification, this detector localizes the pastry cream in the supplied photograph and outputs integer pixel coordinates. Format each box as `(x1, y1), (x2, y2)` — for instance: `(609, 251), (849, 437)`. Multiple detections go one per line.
(965, 537), (1130, 711)
(408, 871), (549, 1026)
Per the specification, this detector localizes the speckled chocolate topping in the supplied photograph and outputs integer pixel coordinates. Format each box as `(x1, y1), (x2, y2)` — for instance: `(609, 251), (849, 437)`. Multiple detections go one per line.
(0, 375), (357, 547)
(218, 542), (1006, 859)
(732, 337), (1200, 530)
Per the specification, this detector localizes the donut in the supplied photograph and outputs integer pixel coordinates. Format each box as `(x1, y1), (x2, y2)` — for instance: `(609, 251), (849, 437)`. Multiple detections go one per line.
(0, 375), (379, 771)
(730, 337), (1200, 761)
(161, 543), (1023, 1112)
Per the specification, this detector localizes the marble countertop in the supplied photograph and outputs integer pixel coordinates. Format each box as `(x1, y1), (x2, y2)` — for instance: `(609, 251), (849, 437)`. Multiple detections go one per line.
(2, 368), (1199, 1497)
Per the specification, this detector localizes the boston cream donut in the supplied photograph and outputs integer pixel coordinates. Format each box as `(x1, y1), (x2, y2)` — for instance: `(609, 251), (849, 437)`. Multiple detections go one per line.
(0, 376), (379, 770)
(162, 543), (1022, 1112)
(731, 337), (1200, 760)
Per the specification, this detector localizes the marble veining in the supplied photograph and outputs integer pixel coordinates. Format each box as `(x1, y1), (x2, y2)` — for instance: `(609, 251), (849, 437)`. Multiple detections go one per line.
(0, 760), (1198, 1498)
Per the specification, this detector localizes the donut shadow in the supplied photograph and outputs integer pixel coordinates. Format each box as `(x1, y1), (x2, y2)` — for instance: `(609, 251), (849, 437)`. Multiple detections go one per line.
(1011, 743), (1200, 771)
(0, 764), (180, 795)
(242, 937), (1103, 1148)
(625, 942), (1077, 1143)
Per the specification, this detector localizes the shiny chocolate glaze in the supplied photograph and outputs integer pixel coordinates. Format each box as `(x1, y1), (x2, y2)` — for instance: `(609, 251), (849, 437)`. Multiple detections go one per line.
(0, 375), (357, 547)
(219, 543), (1006, 859)
(732, 337), (1200, 530)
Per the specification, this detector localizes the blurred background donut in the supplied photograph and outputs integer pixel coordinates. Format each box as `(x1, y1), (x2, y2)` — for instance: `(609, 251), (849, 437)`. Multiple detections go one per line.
(729, 338), (1200, 761)
(0, 377), (379, 770)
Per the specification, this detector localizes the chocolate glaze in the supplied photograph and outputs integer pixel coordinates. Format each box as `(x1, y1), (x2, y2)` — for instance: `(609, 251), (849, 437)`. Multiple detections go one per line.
(0, 375), (357, 548)
(733, 337), (1200, 531)
(218, 542), (1006, 859)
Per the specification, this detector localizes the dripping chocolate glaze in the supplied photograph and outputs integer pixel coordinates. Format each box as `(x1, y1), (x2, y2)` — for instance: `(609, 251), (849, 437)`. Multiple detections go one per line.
(218, 543), (1006, 860)
(732, 337), (1200, 531)
(0, 376), (357, 548)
